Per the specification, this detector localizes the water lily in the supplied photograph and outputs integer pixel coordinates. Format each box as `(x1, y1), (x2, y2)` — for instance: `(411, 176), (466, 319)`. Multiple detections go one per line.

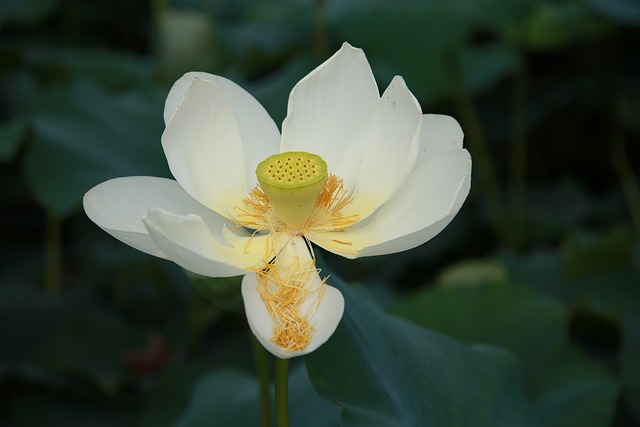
(83, 43), (471, 359)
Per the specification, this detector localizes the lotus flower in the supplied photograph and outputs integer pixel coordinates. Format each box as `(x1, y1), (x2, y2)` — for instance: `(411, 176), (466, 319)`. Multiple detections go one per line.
(84, 43), (471, 358)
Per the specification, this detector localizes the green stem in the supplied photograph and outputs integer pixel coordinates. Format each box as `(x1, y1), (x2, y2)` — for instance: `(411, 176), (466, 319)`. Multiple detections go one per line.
(313, 0), (328, 57)
(446, 54), (512, 248)
(151, 0), (168, 23)
(611, 126), (640, 236)
(251, 335), (272, 427)
(509, 50), (528, 250)
(45, 211), (62, 296)
(274, 357), (289, 427)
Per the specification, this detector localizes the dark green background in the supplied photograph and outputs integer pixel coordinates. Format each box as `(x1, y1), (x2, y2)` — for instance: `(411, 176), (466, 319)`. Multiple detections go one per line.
(1, 0), (639, 425)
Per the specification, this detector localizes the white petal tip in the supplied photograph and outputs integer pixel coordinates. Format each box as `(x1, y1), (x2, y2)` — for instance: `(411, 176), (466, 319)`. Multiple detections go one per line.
(337, 41), (366, 58)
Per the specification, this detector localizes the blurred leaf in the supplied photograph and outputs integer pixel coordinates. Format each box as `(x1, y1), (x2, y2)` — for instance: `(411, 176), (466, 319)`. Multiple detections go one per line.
(174, 365), (339, 427)
(245, 54), (318, 125)
(561, 226), (635, 279)
(524, 181), (593, 246)
(498, 250), (578, 303)
(185, 272), (243, 312)
(459, 43), (518, 92)
(0, 70), (39, 114)
(620, 312), (640, 422)
(436, 259), (508, 287)
(523, 1), (610, 51)
(327, 0), (469, 54)
(173, 370), (258, 426)
(467, 0), (536, 41)
(183, 273), (242, 349)
(8, 389), (133, 427)
(288, 365), (341, 427)
(616, 89), (640, 129)
(25, 47), (154, 90)
(577, 246), (640, 423)
(532, 344), (619, 427)
(392, 281), (619, 427)
(524, 3), (570, 49)
(24, 80), (169, 216)
(326, 0), (471, 102)
(41, 307), (147, 392)
(392, 282), (565, 380)
(586, 0), (640, 24)
(0, 286), (67, 382)
(219, 0), (311, 62)
(138, 362), (220, 427)
(500, 242), (640, 424)
(306, 275), (535, 427)
(0, 0), (58, 25)
(157, 9), (219, 83)
(0, 116), (28, 162)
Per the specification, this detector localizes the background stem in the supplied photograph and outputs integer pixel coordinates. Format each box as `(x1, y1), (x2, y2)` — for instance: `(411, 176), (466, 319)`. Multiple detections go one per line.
(45, 211), (62, 296)
(509, 50), (528, 250)
(611, 126), (640, 236)
(313, 0), (328, 57)
(447, 54), (512, 248)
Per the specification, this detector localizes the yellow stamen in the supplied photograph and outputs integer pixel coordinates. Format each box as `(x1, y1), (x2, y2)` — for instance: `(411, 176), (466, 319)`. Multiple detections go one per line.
(253, 243), (326, 351)
(234, 186), (281, 232)
(305, 174), (359, 232)
(236, 173), (359, 235)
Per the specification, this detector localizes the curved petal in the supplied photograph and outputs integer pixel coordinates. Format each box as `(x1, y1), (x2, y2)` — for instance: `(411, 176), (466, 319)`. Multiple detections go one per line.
(83, 176), (224, 258)
(242, 273), (344, 359)
(162, 76), (280, 219)
(142, 208), (270, 277)
(164, 72), (211, 125)
(281, 42), (379, 190)
(308, 149), (471, 258)
(345, 76), (422, 220)
(415, 114), (464, 165)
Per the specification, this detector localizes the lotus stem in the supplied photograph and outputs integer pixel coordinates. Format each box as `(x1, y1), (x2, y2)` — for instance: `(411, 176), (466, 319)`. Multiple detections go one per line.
(274, 357), (289, 427)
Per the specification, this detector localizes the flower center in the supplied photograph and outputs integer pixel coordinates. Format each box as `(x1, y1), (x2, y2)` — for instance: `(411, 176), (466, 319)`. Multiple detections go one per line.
(233, 152), (360, 353)
(256, 152), (328, 233)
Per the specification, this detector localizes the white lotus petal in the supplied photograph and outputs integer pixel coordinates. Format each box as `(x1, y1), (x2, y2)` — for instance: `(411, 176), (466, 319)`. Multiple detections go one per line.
(164, 72), (212, 125)
(162, 76), (280, 219)
(281, 42), (379, 190)
(308, 149), (471, 258)
(415, 114), (464, 165)
(242, 273), (344, 359)
(83, 176), (225, 258)
(143, 208), (270, 277)
(346, 76), (422, 220)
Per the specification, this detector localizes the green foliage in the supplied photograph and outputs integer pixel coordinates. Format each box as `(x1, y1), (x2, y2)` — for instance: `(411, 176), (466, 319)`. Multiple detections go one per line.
(561, 226), (635, 279)
(0, 0), (58, 26)
(0, 116), (27, 162)
(25, 80), (169, 216)
(306, 278), (536, 427)
(586, 0), (640, 24)
(392, 281), (619, 427)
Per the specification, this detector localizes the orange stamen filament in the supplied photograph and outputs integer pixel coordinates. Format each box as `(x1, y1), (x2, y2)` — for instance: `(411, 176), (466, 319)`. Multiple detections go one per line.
(305, 173), (359, 232)
(254, 255), (326, 351)
(235, 173), (358, 235)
